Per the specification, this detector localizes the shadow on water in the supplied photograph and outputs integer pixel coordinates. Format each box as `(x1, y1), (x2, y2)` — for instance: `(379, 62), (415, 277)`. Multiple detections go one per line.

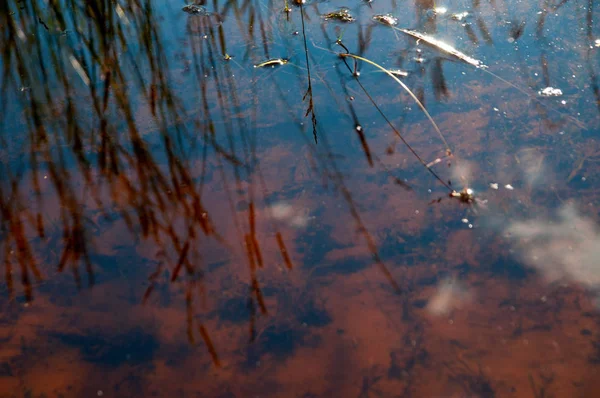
(1, 0), (600, 395)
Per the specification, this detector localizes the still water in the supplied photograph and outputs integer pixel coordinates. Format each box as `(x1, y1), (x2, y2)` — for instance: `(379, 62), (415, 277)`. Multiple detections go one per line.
(1, 0), (599, 396)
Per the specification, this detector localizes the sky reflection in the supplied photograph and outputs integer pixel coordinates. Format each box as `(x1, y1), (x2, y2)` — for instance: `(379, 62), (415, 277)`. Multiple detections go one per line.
(1, 0), (600, 396)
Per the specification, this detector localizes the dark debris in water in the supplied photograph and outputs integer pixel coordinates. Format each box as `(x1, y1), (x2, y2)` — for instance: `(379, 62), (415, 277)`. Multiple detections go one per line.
(323, 8), (355, 23)
(509, 19), (526, 41)
(182, 4), (209, 15)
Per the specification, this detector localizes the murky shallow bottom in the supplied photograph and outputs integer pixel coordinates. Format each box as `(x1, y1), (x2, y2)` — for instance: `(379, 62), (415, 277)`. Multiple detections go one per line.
(1, 0), (600, 396)
(2, 139), (600, 397)
(3, 262), (600, 397)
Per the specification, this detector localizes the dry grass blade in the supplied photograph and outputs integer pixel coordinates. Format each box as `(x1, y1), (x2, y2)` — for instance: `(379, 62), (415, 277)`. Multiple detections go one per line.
(198, 323), (221, 367)
(335, 48), (453, 192)
(300, 4), (318, 143)
(170, 242), (191, 282)
(275, 232), (293, 269)
(395, 27), (585, 127)
(395, 28), (486, 68)
(339, 53), (452, 155)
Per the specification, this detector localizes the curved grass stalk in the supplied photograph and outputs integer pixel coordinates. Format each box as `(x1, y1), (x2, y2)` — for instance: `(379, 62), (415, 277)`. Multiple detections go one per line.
(339, 53), (452, 155)
(336, 51), (453, 191)
(394, 28), (485, 68)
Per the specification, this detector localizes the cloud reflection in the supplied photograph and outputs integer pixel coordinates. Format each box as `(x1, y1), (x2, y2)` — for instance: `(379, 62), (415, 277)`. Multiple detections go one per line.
(426, 278), (471, 316)
(270, 201), (311, 229)
(506, 203), (600, 289)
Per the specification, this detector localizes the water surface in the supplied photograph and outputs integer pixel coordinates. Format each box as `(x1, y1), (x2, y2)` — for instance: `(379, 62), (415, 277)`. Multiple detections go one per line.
(1, 0), (600, 396)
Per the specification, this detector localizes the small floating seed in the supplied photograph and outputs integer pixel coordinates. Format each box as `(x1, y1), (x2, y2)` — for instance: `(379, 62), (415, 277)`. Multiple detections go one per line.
(372, 14), (398, 26)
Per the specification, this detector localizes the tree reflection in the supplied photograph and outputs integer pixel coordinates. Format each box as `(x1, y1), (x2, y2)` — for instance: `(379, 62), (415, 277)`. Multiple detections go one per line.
(0, 0), (229, 305)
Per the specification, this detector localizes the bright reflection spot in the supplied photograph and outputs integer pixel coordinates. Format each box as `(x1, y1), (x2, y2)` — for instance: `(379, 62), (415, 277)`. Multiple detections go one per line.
(451, 12), (469, 21)
(115, 4), (130, 25)
(68, 55), (90, 86)
(538, 86), (563, 97)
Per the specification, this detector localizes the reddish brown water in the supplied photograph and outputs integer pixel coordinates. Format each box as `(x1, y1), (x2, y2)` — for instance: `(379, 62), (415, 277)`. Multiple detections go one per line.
(1, 0), (600, 396)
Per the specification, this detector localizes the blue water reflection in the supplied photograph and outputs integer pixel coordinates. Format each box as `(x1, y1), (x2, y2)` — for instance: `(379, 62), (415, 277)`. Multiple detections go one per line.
(1, 0), (600, 396)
